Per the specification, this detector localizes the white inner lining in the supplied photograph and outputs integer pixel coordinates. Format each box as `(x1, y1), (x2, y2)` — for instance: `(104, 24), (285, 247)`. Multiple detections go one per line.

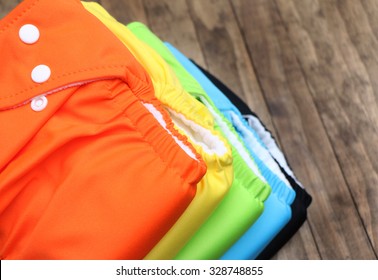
(243, 114), (303, 188)
(142, 102), (197, 160)
(231, 112), (291, 187)
(167, 108), (228, 156)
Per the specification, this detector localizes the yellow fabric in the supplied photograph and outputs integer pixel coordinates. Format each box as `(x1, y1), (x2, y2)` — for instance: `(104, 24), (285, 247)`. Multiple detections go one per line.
(83, 1), (234, 260)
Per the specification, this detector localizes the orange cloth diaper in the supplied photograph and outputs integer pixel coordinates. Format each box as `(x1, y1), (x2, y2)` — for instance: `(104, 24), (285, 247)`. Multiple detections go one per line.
(0, 0), (205, 260)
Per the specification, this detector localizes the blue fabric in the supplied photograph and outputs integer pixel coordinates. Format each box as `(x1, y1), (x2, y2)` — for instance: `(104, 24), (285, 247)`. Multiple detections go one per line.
(165, 42), (296, 259)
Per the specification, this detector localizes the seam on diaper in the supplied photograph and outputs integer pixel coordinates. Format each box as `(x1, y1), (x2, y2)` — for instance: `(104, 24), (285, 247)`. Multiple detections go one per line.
(0, 65), (126, 101)
(1, 63), (153, 101)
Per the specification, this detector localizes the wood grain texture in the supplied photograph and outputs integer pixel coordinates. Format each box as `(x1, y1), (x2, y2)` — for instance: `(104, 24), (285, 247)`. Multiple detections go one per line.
(275, 0), (378, 257)
(142, 0), (206, 66)
(99, 0), (148, 25)
(1, 0), (377, 260)
(232, 0), (377, 259)
(186, 0), (275, 133)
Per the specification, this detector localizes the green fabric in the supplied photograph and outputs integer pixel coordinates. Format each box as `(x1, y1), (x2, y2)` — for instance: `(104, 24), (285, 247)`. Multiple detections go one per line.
(128, 22), (271, 260)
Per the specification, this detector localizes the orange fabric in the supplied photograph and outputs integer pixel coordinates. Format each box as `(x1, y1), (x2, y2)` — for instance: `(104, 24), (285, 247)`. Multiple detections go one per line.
(0, 0), (205, 259)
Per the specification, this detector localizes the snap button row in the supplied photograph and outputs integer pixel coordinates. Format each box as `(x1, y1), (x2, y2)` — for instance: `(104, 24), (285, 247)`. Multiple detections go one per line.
(19, 24), (51, 111)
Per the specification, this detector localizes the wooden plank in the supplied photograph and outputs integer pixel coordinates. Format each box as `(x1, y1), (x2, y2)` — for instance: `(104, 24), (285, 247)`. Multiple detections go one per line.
(142, 0), (206, 66)
(186, 0), (275, 132)
(233, 0), (376, 259)
(186, 0), (319, 260)
(332, 0), (378, 250)
(97, 0), (148, 24)
(275, 0), (378, 256)
(361, 0), (378, 41)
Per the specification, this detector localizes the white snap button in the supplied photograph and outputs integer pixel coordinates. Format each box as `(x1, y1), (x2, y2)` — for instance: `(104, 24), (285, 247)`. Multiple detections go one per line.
(31, 65), (51, 83)
(19, 24), (40, 44)
(31, 95), (48, 112)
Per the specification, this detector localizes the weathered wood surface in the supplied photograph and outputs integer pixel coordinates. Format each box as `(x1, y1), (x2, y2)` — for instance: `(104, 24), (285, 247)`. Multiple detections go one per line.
(1, 0), (377, 259)
(233, 0), (377, 260)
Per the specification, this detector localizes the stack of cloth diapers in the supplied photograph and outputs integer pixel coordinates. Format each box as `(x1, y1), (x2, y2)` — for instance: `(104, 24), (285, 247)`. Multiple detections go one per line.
(0, 0), (312, 260)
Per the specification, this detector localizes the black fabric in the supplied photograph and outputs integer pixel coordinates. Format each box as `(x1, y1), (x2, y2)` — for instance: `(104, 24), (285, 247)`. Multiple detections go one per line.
(192, 60), (312, 259)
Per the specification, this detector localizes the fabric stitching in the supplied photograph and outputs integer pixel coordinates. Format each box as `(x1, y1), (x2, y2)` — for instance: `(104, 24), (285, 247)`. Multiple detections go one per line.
(0, 65), (125, 100)
(0, 63), (152, 102)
